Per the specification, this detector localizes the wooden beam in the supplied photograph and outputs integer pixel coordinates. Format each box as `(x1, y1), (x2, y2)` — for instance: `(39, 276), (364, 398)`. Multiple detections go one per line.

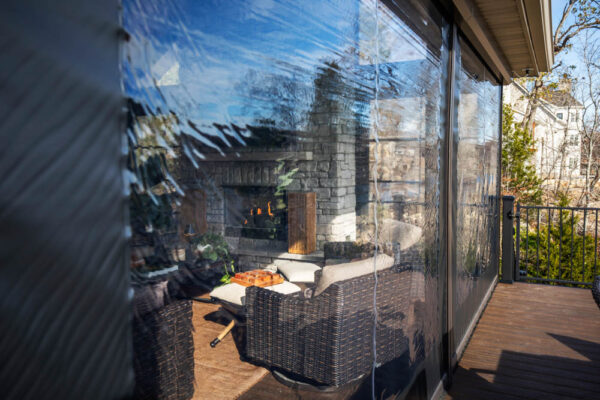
(516, 0), (540, 76)
(523, 0), (554, 72)
(452, 0), (512, 82)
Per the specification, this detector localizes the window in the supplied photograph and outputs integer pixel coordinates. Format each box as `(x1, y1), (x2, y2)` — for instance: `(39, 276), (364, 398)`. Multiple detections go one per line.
(569, 157), (579, 169)
(568, 135), (579, 146)
(557, 112), (563, 120)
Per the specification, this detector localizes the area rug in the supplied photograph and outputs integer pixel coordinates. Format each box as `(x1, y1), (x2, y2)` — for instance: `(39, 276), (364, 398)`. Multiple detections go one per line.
(191, 300), (269, 400)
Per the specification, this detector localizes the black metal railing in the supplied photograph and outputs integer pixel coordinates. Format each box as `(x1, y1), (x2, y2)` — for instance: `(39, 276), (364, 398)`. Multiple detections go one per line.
(514, 203), (600, 287)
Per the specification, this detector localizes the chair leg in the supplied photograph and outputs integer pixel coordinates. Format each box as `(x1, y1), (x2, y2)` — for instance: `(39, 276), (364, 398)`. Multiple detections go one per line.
(210, 320), (235, 347)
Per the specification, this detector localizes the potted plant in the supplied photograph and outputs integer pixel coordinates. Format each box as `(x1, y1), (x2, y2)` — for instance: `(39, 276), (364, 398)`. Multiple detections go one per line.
(191, 232), (232, 267)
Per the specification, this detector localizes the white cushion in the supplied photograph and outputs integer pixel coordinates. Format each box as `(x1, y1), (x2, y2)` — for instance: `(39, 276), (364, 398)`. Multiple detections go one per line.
(314, 253), (394, 297)
(379, 219), (423, 250)
(275, 260), (321, 283)
(268, 280), (303, 295)
(209, 281), (301, 306)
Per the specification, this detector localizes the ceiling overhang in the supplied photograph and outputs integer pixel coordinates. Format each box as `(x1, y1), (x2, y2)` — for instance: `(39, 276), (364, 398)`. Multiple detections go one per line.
(452, 0), (554, 83)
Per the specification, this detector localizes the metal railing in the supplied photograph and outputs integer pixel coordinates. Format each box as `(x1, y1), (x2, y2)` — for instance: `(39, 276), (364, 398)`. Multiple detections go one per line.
(514, 203), (600, 287)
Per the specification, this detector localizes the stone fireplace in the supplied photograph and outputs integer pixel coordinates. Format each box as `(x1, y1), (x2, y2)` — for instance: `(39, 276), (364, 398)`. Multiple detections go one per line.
(223, 186), (287, 242)
(176, 121), (360, 268)
(174, 66), (366, 269)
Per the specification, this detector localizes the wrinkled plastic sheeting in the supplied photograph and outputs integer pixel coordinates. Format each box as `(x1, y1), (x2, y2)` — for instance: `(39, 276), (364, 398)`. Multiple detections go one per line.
(0, 1), (132, 399)
(123, 0), (448, 398)
(452, 36), (502, 347)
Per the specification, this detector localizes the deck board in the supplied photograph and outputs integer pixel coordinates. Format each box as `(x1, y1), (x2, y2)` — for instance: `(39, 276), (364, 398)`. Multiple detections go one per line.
(446, 282), (600, 400)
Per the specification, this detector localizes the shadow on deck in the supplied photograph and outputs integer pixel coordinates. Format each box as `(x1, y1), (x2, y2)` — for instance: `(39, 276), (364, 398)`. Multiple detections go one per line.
(446, 282), (600, 400)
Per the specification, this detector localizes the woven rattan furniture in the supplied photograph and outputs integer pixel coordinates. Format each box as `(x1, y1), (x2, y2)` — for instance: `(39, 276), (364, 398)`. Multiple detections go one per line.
(245, 254), (422, 387)
(132, 280), (195, 400)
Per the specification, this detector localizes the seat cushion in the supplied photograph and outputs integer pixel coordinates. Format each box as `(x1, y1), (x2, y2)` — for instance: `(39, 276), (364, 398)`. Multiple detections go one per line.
(210, 281), (301, 306)
(313, 253), (395, 296)
(379, 219), (423, 250)
(275, 260), (321, 283)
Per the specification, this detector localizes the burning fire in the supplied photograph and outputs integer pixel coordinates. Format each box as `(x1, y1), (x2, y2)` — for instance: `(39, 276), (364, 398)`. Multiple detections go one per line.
(244, 203), (276, 225)
(267, 201), (274, 216)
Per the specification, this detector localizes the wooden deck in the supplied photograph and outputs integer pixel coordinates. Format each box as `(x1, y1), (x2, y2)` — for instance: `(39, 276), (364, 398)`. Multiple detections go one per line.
(192, 282), (599, 399)
(446, 282), (600, 400)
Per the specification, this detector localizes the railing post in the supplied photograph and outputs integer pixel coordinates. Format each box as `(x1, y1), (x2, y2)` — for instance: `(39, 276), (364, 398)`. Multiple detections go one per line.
(515, 203), (520, 281)
(501, 195), (516, 283)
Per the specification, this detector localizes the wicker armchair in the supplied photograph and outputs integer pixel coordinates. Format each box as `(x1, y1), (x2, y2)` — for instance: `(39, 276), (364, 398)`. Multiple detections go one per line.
(245, 264), (422, 387)
(132, 280), (195, 400)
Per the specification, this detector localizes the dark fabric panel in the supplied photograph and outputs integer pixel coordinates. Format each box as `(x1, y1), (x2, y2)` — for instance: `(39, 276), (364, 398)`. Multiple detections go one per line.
(0, 1), (131, 399)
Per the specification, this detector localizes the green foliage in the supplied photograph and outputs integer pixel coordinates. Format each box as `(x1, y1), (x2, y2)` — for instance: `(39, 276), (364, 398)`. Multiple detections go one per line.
(274, 161), (298, 197)
(219, 260), (236, 286)
(518, 202), (597, 286)
(502, 105), (542, 204)
(192, 233), (231, 263)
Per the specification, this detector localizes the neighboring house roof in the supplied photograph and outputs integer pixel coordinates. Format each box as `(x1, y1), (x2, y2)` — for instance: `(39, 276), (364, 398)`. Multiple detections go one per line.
(509, 81), (562, 124)
(540, 91), (583, 108)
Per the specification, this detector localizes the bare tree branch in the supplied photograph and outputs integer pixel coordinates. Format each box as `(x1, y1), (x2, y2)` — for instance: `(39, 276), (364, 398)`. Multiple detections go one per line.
(554, 0), (577, 47)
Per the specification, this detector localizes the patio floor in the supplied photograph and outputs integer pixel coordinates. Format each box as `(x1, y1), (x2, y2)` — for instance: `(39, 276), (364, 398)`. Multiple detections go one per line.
(190, 301), (269, 399)
(191, 299), (370, 400)
(446, 282), (600, 400)
(191, 281), (600, 399)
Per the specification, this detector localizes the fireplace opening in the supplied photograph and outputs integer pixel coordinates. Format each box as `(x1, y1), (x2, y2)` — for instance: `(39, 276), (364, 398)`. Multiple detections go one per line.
(224, 187), (287, 241)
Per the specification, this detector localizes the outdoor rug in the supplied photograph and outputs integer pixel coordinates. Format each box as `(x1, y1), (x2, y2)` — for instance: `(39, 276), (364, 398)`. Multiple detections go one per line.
(191, 300), (268, 399)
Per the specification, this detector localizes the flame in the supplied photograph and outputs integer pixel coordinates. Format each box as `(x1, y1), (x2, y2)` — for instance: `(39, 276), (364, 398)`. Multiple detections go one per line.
(257, 208), (263, 215)
(267, 201), (274, 216)
(244, 219), (248, 225)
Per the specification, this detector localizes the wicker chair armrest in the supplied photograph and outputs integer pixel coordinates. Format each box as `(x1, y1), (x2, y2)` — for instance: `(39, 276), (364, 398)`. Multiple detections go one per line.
(245, 286), (308, 373)
(313, 268), (323, 287)
(245, 285), (307, 312)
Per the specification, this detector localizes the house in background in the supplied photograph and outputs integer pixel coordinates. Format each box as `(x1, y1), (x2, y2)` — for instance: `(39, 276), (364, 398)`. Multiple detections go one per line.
(504, 80), (584, 183)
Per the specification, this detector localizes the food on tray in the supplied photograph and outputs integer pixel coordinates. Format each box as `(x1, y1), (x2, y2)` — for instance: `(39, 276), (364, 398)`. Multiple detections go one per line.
(230, 270), (285, 287)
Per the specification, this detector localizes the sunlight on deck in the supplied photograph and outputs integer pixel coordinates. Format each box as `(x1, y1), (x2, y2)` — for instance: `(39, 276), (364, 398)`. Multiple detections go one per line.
(446, 283), (600, 400)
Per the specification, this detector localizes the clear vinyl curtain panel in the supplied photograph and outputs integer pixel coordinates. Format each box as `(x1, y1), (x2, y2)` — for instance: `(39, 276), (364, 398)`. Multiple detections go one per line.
(122, 0), (448, 398)
(452, 36), (501, 349)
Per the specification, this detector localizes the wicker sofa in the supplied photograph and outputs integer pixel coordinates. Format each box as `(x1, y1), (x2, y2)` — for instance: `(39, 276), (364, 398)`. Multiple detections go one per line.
(244, 252), (423, 387)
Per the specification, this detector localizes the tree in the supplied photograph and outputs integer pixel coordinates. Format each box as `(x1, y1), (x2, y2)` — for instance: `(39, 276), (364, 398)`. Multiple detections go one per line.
(576, 32), (600, 205)
(502, 104), (543, 203)
(520, 0), (600, 132)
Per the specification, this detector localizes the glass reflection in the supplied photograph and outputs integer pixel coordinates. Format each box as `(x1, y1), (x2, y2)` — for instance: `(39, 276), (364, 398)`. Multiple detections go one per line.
(453, 37), (501, 349)
(124, 0), (450, 399)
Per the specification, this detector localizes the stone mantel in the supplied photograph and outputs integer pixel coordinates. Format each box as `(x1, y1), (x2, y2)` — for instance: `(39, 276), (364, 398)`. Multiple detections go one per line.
(198, 151), (313, 162)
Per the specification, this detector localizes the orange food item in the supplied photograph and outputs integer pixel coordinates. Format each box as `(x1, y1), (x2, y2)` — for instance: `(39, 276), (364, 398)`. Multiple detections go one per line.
(230, 270), (285, 287)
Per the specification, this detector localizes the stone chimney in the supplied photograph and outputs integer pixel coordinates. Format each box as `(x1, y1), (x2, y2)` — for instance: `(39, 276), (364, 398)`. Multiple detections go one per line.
(557, 78), (572, 94)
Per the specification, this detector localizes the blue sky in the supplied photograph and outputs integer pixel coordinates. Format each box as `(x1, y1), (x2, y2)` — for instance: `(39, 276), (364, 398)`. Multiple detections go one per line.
(121, 0), (436, 135)
(550, 0), (597, 79)
(122, 0), (361, 128)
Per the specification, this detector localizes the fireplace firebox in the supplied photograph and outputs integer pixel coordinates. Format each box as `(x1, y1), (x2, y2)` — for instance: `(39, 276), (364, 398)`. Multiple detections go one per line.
(224, 187), (287, 241)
